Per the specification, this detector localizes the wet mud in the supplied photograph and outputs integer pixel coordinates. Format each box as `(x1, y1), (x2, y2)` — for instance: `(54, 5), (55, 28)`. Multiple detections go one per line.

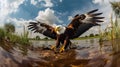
(0, 38), (120, 67)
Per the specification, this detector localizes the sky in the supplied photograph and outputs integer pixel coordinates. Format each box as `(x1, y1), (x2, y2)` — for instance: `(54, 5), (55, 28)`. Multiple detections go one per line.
(0, 0), (120, 38)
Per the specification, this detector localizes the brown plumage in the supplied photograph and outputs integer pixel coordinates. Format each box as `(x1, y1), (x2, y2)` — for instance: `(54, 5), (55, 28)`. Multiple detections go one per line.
(28, 9), (104, 52)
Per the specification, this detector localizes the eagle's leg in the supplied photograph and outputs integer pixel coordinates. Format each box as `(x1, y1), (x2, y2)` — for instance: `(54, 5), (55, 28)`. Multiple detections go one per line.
(59, 36), (70, 53)
(50, 35), (60, 50)
(64, 40), (71, 49)
(56, 35), (61, 48)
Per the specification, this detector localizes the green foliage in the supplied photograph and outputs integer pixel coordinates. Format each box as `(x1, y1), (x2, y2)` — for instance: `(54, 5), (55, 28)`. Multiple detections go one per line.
(44, 37), (48, 40)
(85, 35), (88, 37)
(0, 27), (29, 45)
(18, 36), (29, 45)
(89, 33), (94, 37)
(102, 14), (120, 41)
(100, 2), (120, 41)
(0, 28), (5, 40)
(95, 34), (99, 36)
(36, 36), (41, 40)
(0, 22), (30, 55)
(4, 23), (15, 33)
(19, 31), (30, 45)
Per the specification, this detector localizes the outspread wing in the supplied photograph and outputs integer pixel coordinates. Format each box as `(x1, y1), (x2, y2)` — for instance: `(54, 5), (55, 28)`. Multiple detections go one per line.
(70, 23), (95, 39)
(80, 9), (104, 25)
(70, 9), (104, 39)
(28, 21), (57, 39)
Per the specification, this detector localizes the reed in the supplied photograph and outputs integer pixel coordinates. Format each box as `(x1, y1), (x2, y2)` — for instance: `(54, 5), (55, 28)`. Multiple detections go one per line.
(0, 28), (5, 41)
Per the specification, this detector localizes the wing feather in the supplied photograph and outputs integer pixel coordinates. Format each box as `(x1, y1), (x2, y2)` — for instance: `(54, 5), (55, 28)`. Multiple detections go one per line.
(70, 23), (94, 39)
(28, 21), (57, 39)
(70, 9), (104, 39)
(89, 13), (103, 16)
(80, 9), (104, 24)
(87, 9), (98, 14)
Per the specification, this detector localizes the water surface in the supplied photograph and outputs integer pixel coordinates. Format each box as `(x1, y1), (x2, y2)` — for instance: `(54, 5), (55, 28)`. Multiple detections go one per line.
(0, 38), (120, 67)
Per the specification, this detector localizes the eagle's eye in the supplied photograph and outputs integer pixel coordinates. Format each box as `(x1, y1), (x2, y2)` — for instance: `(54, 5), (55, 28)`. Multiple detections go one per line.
(79, 14), (86, 20)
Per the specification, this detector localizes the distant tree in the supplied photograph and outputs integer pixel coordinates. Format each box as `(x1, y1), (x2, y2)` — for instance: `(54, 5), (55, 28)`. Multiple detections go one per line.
(44, 37), (48, 40)
(4, 23), (15, 33)
(36, 36), (40, 40)
(89, 33), (94, 37)
(95, 34), (99, 36)
(85, 35), (88, 37)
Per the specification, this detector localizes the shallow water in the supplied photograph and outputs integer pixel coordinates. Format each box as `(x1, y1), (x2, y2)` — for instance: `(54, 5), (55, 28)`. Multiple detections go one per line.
(0, 38), (120, 67)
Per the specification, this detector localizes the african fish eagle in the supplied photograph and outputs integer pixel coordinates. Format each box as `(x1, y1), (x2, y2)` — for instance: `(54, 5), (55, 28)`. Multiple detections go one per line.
(28, 9), (104, 52)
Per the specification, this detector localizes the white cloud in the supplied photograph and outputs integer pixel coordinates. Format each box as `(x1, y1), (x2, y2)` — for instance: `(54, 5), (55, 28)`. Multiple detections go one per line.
(0, 0), (25, 23)
(44, 0), (53, 7)
(36, 8), (63, 25)
(92, 0), (120, 4)
(5, 17), (49, 38)
(6, 8), (63, 38)
(0, 0), (25, 35)
(7, 18), (30, 27)
(31, 0), (37, 5)
(6, 18), (40, 38)
(92, 0), (103, 4)
(0, 0), (59, 38)
(68, 16), (73, 21)
(60, 0), (63, 2)
(30, 0), (53, 7)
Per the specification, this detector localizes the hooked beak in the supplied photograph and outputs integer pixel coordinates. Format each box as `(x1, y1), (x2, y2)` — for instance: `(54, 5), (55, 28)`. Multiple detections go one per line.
(55, 27), (60, 32)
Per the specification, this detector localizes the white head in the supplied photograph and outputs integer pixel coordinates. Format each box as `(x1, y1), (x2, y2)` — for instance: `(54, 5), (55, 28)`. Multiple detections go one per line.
(55, 25), (66, 35)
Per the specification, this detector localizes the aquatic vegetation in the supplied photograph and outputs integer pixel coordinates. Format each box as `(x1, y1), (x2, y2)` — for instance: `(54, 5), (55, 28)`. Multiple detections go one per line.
(0, 23), (30, 55)
(99, 1), (120, 41)
(111, 2), (120, 17)
(0, 28), (5, 40)
(103, 15), (120, 40)
(110, 1), (120, 39)
(6, 33), (30, 46)
(1, 22), (30, 45)
(19, 31), (30, 45)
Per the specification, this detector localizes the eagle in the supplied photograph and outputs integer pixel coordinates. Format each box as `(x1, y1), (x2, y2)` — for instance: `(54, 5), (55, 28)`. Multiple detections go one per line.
(28, 9), (104, 53)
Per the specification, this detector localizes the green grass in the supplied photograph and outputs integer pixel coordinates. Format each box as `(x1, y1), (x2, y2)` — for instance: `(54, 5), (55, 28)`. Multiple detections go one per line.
(74, 36), (99, 40)
(0, 28), (30, 55)
(0, 28), (30, 46)
(102, 15), (120, 41)
(0, 28), (5, 40)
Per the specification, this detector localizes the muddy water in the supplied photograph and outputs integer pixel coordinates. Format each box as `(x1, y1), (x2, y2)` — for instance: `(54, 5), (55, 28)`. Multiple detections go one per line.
(0, 38), (120, 67)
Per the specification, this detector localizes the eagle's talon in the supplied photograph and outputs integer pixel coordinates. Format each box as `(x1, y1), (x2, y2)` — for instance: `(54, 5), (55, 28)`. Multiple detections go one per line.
(50, 45), (56, 50)
(59, 45), (65, 53)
